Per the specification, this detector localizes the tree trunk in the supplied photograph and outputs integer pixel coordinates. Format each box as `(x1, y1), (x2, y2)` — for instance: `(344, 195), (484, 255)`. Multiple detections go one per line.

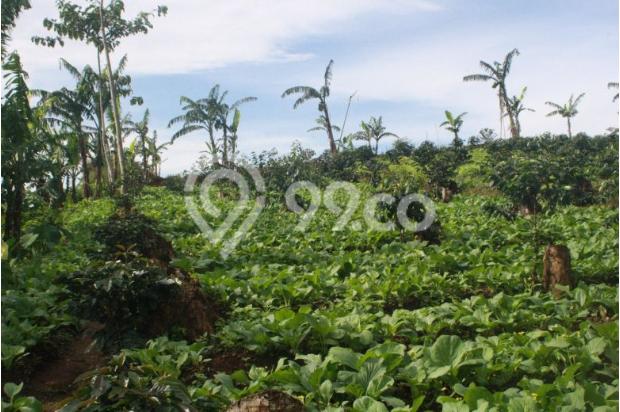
(54, 172), (65, 208)
(498, 93), (505, 139)
(322, 105), (337, 155)
(141, 134), (148, 181)
(100, 0), (125, 194)
(96, 50), (114, 184)
(71, 171), (77, 203)
(500, 85), (518, 138)
(507, 109), (518, 138)
(95, 150), (102, 198)
(208, 124), (219, 165)
(567, 117), (572, 138)
(230, 135), (238, 164)
(4, 180), (24, 241)
(542, 244), (572, 298)
(222, 125), (228, 167)
(78, 132), (91, 198)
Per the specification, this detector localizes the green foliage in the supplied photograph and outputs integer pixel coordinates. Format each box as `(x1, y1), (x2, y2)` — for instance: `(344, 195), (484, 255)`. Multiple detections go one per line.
(2, 133), (617, 411)
(93, 212), (171, 260)
(60, 337), (207, 411)
(492, 150), (593, 210)
(1, 285), (74, 369)
(1, 382), (42, 412)
(455, 148), (493, 191)
(379, 157), (428, 196)
(58, 260), (181, 346)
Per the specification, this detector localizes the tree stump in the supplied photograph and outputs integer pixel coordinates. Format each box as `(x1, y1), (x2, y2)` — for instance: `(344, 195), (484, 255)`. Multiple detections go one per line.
(441, 187), (453, 203)
(226, 390), (304, 412)
(542, 244), (572, 298)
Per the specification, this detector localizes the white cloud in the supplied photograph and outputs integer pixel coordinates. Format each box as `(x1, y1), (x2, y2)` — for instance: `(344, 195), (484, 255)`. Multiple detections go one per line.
(11, 0), (442, 75)
(331, 23), (618, 139)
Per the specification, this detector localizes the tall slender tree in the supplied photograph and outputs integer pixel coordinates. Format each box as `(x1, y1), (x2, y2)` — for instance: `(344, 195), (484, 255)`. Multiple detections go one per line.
(463, 49), (520, 138)
(168, 93), (220, 164)
(353, 116), (399, 155)
(440, 111), (467, 141)
(208, 90), (256, 166)
(505, 87), (534, 137)
(38, 64), (100, 198)
(126, 109), (151, 180)
(2, 53), (47, 239)
(169, 85), (255, 166)
(282, 59), (338, 155)
(147, 131), (170, 177)
(545, 93), (585, 138)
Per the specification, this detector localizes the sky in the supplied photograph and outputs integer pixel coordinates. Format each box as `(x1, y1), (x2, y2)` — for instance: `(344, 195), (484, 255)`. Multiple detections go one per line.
(9, 0), (620, 176)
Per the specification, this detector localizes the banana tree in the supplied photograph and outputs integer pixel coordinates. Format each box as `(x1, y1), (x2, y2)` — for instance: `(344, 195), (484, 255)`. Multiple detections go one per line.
(463, 49), (520, 138)
(353, 116), (398, 155)
(210, 90), (256, 166)
(126, 109), (150, 180)
(147, 131), (170, 177)
(2, 53), (47, 240)
(440, 111), (467, 141)
(33, 0), (167, 193)
(283, 60), (338, 155)
(545, 93), (585, 138)
(168, 93), (220, 165)
(504, 87), (534, 137)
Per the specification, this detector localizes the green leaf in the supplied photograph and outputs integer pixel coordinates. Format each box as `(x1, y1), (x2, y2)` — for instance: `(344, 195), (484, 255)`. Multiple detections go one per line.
(327, 347), (360, 370)
(319, 379), (333, 403)
(352, 396), (389, 412)
(4, 382), (23, 401)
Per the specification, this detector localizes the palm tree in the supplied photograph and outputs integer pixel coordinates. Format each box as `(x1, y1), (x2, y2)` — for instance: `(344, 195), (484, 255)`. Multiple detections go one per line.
(58, 58), (117, 194)
(146, 131), (170, 177)
(168, 91), (220, 164)
(440, 111), (467, 140)
(608, 82), (619, 102)
(353, 116), (398, 155)
(505, 87), (534, 137)
(463, 48), (520, 138)
(169, 85), (255, 166)
(126, 109), (150, 180)
(282, 59), (338, 155)
(38, 62), (100, 199)
(211, 91), (256, 166)
(545, 93), (585, 138)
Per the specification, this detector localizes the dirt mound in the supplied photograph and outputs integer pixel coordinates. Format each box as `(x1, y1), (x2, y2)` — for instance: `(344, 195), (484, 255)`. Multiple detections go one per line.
(95, 212), (175, 265)
(146, 268), (217, 340)
(59, 209), (222, 347)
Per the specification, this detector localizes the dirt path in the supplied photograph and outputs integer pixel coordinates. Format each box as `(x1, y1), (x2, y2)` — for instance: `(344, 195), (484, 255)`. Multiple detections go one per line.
(26, 322), (106, 411)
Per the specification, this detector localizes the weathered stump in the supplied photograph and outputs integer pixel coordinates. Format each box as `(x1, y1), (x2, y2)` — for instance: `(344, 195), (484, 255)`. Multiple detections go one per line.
(542, 244), (572, 298)
(226, 390), (304, 412)
(441, 187), (453, 203)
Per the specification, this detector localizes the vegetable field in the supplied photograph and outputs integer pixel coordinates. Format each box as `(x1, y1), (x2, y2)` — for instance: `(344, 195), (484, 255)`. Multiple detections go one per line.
(3, 184), (618, 411)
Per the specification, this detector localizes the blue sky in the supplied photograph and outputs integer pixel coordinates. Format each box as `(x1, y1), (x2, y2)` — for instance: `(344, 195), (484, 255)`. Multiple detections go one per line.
(11, 0), (619, 175)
